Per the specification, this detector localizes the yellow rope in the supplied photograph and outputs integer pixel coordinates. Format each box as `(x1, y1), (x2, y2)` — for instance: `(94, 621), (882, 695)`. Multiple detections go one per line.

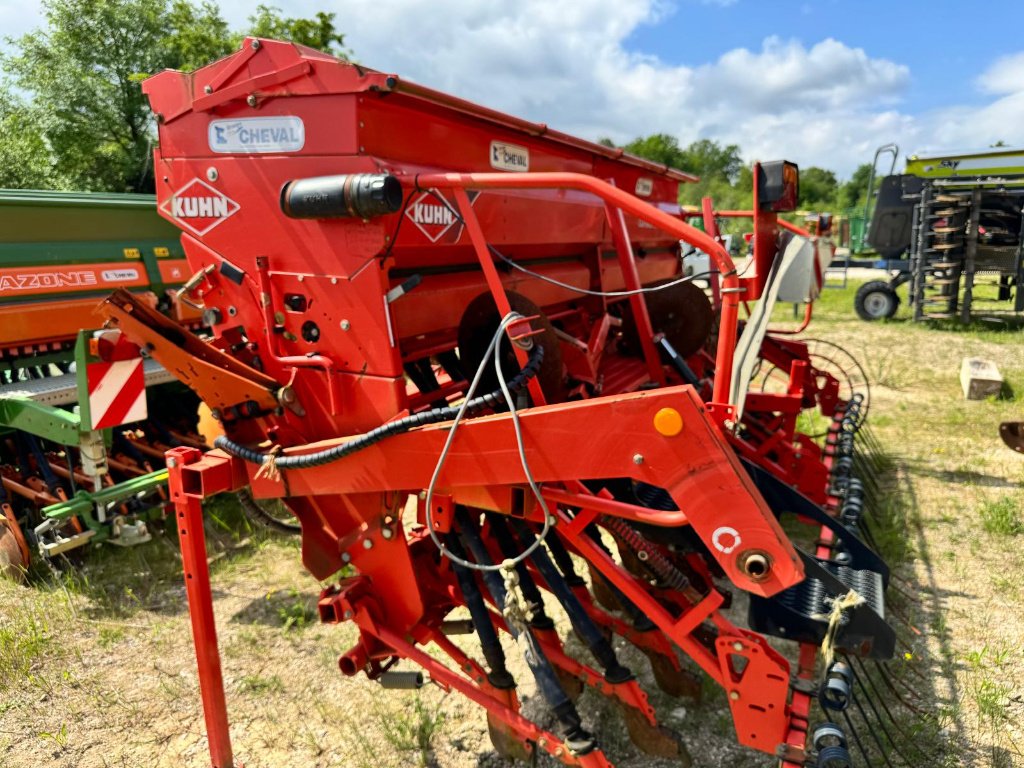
(254, 445), (282, 483)
(816, 589), (865, 668)
(500, 558), (535, 629)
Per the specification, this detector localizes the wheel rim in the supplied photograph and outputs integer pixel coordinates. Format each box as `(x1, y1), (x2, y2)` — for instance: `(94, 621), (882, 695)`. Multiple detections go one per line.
(862, 290), (893, 318)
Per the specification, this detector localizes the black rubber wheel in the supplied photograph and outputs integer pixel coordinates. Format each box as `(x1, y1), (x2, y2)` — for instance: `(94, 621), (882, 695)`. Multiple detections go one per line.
(854, 280), (899, 321)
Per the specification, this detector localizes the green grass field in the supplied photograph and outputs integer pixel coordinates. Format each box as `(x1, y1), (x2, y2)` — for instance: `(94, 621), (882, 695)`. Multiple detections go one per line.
(1, 279), (1022, 768)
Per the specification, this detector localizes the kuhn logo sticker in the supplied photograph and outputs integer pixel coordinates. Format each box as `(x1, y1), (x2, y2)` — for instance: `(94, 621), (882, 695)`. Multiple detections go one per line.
(208, 116), (305, 154)
(101, 269), (139, 282)
(404, 190), (478, 243)
(711, 526), (741, 554)
(160, 179), (240, 236)
(490, 141), (529, 172)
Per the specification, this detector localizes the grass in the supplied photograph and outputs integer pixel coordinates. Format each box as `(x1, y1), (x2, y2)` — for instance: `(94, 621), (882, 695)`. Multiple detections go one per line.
(2, 275), (1023, 767)
(0, 613), (51, 689)
(376, 693), (447, 768)
(979, 496), (1024, 536)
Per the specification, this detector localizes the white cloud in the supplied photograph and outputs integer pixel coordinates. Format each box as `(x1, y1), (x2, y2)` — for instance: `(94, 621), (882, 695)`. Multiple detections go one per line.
(976, 52), (1024, 95)
(5, 0), (1024, 177)
(332, 0), (918, 175)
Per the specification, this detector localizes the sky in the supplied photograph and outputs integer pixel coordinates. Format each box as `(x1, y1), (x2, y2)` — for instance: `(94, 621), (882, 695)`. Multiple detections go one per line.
(2, 0), (1024, 178)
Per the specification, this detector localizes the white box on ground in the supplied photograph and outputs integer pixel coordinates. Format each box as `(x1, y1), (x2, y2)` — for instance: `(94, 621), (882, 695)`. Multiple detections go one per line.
(960, 357), (1003, 400)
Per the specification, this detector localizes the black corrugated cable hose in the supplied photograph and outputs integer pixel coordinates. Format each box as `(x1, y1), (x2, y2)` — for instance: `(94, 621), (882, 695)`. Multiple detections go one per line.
(214, 345), (544, 471)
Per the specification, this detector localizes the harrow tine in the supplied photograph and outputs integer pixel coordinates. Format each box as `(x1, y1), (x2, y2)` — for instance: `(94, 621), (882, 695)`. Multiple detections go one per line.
(843, 660), (917, 766)
(875, 661), (927, 709)
(847, 656), (939, 763)
(840, 709), (884, 768)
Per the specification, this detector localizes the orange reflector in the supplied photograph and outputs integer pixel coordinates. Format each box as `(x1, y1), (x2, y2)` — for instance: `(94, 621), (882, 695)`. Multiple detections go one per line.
(653, 407), (683, 437)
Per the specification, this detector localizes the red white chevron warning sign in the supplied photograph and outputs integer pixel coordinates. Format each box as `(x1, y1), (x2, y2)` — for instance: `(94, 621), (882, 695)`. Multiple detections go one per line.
(87, 358), (147, 430)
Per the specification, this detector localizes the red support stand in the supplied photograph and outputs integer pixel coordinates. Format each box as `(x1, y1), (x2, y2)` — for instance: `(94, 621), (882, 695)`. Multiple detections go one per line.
(166, 446), (239, 768)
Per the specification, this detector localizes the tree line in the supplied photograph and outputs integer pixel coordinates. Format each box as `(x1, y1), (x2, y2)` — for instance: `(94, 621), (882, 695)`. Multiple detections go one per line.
(0, 0), (347, 192)
(606, 133), (874, 217)
(2, 0), (872, 211)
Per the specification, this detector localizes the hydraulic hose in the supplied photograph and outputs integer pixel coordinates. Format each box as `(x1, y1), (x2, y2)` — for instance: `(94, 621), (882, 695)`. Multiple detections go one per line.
(214, 345), (544, 472)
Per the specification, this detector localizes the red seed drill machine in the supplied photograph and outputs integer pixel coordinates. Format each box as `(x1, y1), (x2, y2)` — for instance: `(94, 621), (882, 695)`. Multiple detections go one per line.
(103, 38), (902, 768)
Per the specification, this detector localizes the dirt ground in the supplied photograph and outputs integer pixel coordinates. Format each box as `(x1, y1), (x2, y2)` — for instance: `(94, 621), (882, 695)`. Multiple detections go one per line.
(1, 278), (1023, 768)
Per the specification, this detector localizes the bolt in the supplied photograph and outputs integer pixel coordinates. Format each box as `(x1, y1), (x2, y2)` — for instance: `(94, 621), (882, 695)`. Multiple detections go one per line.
(729, 690), (740, 701)
(247, 94), (257, 107)
(362, 539), (373, 550)
(343, 609), (352, 620)
(554, 747), (563, 757)
(733, 641), (744, 652)
(341, 552), (351, 563)
(381, 528), (394, 540)
(206, 167), (218, 182)
(340, 319), (351, 331)
(204, 85), (212, 94)
(632, 453), (644, 465)
(251, 39), (261, 50)
(331, 277), (338, 285)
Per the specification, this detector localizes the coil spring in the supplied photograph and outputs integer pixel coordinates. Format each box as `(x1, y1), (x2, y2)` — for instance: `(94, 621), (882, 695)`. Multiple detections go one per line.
(600, 515), (691, 593)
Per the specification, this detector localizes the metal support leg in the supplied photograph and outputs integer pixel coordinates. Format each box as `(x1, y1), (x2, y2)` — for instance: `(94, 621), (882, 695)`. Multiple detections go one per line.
(961, 188), (982, 323)
(166, 446), (237, 768)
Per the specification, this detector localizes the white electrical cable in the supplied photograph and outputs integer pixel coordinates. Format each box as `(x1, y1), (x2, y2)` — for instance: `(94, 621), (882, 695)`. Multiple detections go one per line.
(425, 312), (553, 572)
(420, 187), (748, 299)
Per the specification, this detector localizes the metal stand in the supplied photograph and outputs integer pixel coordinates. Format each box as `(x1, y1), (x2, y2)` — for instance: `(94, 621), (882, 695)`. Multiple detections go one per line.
(166, 446), (240, 768)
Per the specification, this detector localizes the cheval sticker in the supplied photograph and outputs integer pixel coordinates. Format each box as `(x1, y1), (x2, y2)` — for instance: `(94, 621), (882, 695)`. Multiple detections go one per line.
(160, 178), (240, 236)
(635, 177), (653, 197)
(490, 141), (529, 172)
(208, 116), (305, 154)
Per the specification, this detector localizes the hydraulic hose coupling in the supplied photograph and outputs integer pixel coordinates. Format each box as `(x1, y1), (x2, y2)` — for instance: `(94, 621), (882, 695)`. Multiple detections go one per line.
(280, 173), (403, 219)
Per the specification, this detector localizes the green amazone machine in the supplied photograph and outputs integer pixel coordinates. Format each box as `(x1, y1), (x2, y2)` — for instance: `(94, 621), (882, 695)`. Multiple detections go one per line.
(0, 189), (203, 578)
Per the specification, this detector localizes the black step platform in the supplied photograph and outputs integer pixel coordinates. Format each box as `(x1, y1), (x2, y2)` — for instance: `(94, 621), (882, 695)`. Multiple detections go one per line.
(748, 551), (895, 660)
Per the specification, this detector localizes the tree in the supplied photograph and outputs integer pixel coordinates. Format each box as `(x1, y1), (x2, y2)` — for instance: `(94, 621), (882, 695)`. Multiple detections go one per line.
(838, 163), (873, 211)
(618, 134), (751, 232)
(623, 133), (688, 169)
(0, 86), (63, 189)
(798, 166), (838, 211)
(0, 0), (349, 192)
(679, 139), (743, 185)
(247, 5), (348, 57)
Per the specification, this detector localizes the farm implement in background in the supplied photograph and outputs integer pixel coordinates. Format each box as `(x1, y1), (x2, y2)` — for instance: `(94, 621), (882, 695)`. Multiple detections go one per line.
(856, 145), (1024, 322)
(110, 37), (928, 768)
(0, 190), (205, 577)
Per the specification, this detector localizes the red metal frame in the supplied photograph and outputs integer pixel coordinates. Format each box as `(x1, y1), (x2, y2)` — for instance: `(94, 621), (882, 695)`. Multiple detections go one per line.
(132, 37), (882, 768)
